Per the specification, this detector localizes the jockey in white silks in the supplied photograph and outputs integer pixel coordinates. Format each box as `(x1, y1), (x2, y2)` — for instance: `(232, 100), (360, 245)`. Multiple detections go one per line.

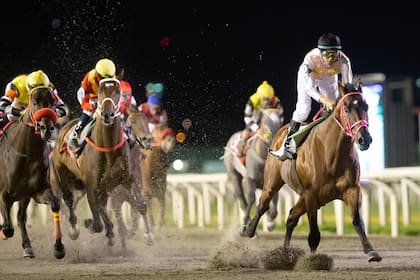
(269, 32), (353, 160)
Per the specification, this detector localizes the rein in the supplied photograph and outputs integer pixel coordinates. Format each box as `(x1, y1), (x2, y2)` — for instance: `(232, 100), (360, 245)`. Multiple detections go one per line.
(333, 91), (369, 142)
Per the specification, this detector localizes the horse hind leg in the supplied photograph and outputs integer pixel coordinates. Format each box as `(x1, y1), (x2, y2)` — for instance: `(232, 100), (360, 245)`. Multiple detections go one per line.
(17, 198), (34, 258)
(0, 199), (14, 239)
(266, 192), (279, 232)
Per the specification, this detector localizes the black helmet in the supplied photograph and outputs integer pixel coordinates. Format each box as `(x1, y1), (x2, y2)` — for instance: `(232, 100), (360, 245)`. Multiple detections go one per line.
(318, 33), (342, 50)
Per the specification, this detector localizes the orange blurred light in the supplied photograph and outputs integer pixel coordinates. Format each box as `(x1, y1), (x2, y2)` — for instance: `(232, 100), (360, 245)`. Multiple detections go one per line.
(176, 132), (186, 143)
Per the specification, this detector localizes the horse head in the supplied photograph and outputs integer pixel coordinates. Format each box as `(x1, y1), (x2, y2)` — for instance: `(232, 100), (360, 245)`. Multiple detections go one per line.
(125, 107), (153, 149)
(153, 126), (176, 153)
(27, 86), (58, 141)
(96, 78), (122, 126)
(258, 108), (284, 144)
(335, 81), (372, 151)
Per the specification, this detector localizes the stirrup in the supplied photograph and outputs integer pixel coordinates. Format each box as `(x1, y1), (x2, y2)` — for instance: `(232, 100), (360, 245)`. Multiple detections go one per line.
(268, 147), (296, 161)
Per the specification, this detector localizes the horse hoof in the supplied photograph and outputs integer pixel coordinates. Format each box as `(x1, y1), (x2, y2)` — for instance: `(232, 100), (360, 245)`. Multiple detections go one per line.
(54, 240), (65, 259)
(68, 225), (80, 240)
(239, 225), (255, 238)
(105, 237), (115, 247)
(144, 233), (154, 246)
(266, 220), (276, 232)
(23, 248), (35, 258)
(367, 251), (382, 262)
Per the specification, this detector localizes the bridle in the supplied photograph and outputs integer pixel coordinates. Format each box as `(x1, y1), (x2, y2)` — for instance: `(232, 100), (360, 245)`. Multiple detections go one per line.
(95, 78), (122, 121)
(333, 91), (369, 142)
(22, 86), (58, 135)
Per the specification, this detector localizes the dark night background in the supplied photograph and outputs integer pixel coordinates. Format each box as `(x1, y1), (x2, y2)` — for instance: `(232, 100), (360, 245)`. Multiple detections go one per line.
(1, 1), (419, 149)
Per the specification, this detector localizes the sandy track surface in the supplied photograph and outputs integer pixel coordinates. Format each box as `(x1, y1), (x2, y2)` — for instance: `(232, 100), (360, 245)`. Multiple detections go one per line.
(1, 222), (420, 280)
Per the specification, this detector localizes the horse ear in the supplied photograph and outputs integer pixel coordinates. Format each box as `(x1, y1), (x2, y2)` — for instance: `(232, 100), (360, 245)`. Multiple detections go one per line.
(357, 79), (363, 92)
(116, 68), (125, 80)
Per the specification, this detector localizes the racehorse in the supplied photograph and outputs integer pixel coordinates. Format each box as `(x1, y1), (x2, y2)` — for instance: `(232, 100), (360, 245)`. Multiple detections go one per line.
(223, 108), (284, 230)
(107, 106), (155, 248)
(141, 125), (176, 230)
(50, 78), (151, 246)
(0, 86), (65, 259)
(240, 82), (382, 262)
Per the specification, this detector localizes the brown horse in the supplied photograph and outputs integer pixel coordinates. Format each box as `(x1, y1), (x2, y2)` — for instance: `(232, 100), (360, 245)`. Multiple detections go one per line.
(107, 106), (154, 248)
(0, 86), (65, 259)
(50, 78), (150, 246)
(141, 125), (176, 229)
(223, 108), (284, 230)
(240, 82), (382, 262)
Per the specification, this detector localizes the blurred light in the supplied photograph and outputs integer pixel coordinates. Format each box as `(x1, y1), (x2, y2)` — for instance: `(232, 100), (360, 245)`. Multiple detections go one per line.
(176, 132), (186, 143)
(173, 159), (184, 171)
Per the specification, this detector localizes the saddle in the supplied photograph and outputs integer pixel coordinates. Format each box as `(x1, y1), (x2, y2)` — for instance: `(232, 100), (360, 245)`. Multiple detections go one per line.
(291, 115), (328, 148)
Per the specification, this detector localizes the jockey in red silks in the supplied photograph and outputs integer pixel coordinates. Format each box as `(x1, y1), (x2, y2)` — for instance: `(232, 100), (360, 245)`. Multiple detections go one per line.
(119, 80), (137, 115)
(138, 93), (168, 133)
(68, 58), (116, 149)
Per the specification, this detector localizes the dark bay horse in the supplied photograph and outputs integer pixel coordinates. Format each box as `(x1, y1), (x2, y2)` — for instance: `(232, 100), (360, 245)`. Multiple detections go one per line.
(50, 78), (150, 246)
(240, 82), (382, 262)
(0, 86), (65, 259)
(224, 108), (284, 230)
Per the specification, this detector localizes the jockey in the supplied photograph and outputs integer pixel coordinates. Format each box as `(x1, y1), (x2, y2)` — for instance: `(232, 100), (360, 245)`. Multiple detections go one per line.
(269, 32), (353, 160)
(237, 80), (282, 157)
(119, 80), (137, 115)
(0, 70), (68, 129)
(69, 58), (116, 148)
(138, 93), (168, 133)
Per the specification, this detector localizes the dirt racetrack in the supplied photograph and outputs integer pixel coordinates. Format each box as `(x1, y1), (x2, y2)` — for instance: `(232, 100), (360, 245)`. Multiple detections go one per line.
(1, 221), (420, 280)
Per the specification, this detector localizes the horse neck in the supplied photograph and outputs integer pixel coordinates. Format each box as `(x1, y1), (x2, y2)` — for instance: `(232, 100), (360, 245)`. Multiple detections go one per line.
(248, 132), (269, 159)
(7, 115), (45, 155)
(313, 113), (355, 165)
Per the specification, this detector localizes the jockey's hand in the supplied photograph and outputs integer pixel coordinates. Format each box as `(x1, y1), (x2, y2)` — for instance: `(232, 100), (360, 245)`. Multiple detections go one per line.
(249, 122), (259, 132)
(319, 96), (335, 111)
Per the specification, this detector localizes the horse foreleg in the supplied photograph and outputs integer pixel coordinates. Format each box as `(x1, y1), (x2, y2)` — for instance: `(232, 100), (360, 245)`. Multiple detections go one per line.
(344, 187), (382, 262)
(17, 198), (34, 258)
(111, 198), (127, 248)
(85, 191), (104, 234)
(158, 194), (166, 229)
(243, 178), (257, 226)
(284, 197), (306, 248)
(0, 196), (14, 239)
(97, 194), (115, 246)
(38, 188), (65, 259)
(228, 172), (247, 222)
(306, 208), (320, 253)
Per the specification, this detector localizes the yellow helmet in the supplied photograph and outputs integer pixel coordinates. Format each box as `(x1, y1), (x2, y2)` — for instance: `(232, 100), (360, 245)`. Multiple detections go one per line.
(256, 80), (274, 99)
(95, 58), (116, 78)
(26, 70), (50, 91)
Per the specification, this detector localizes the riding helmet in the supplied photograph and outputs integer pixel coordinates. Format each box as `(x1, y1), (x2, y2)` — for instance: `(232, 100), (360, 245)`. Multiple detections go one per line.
(256, 80), (274, 99)
(95, 58), (116, 78)
(26, 70), (50, 91)
(318, 33), (342, 50)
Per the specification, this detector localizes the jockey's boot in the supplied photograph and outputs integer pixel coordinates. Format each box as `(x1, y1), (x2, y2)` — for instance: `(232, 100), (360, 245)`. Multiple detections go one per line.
(269, 120), (300, 161)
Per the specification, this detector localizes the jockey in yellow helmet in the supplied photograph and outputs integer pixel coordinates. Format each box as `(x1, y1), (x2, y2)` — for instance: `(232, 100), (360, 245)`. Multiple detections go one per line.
(0, 70), (68, 129)
(68, 58), (116, 154)
(237, 80), (283, 157)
